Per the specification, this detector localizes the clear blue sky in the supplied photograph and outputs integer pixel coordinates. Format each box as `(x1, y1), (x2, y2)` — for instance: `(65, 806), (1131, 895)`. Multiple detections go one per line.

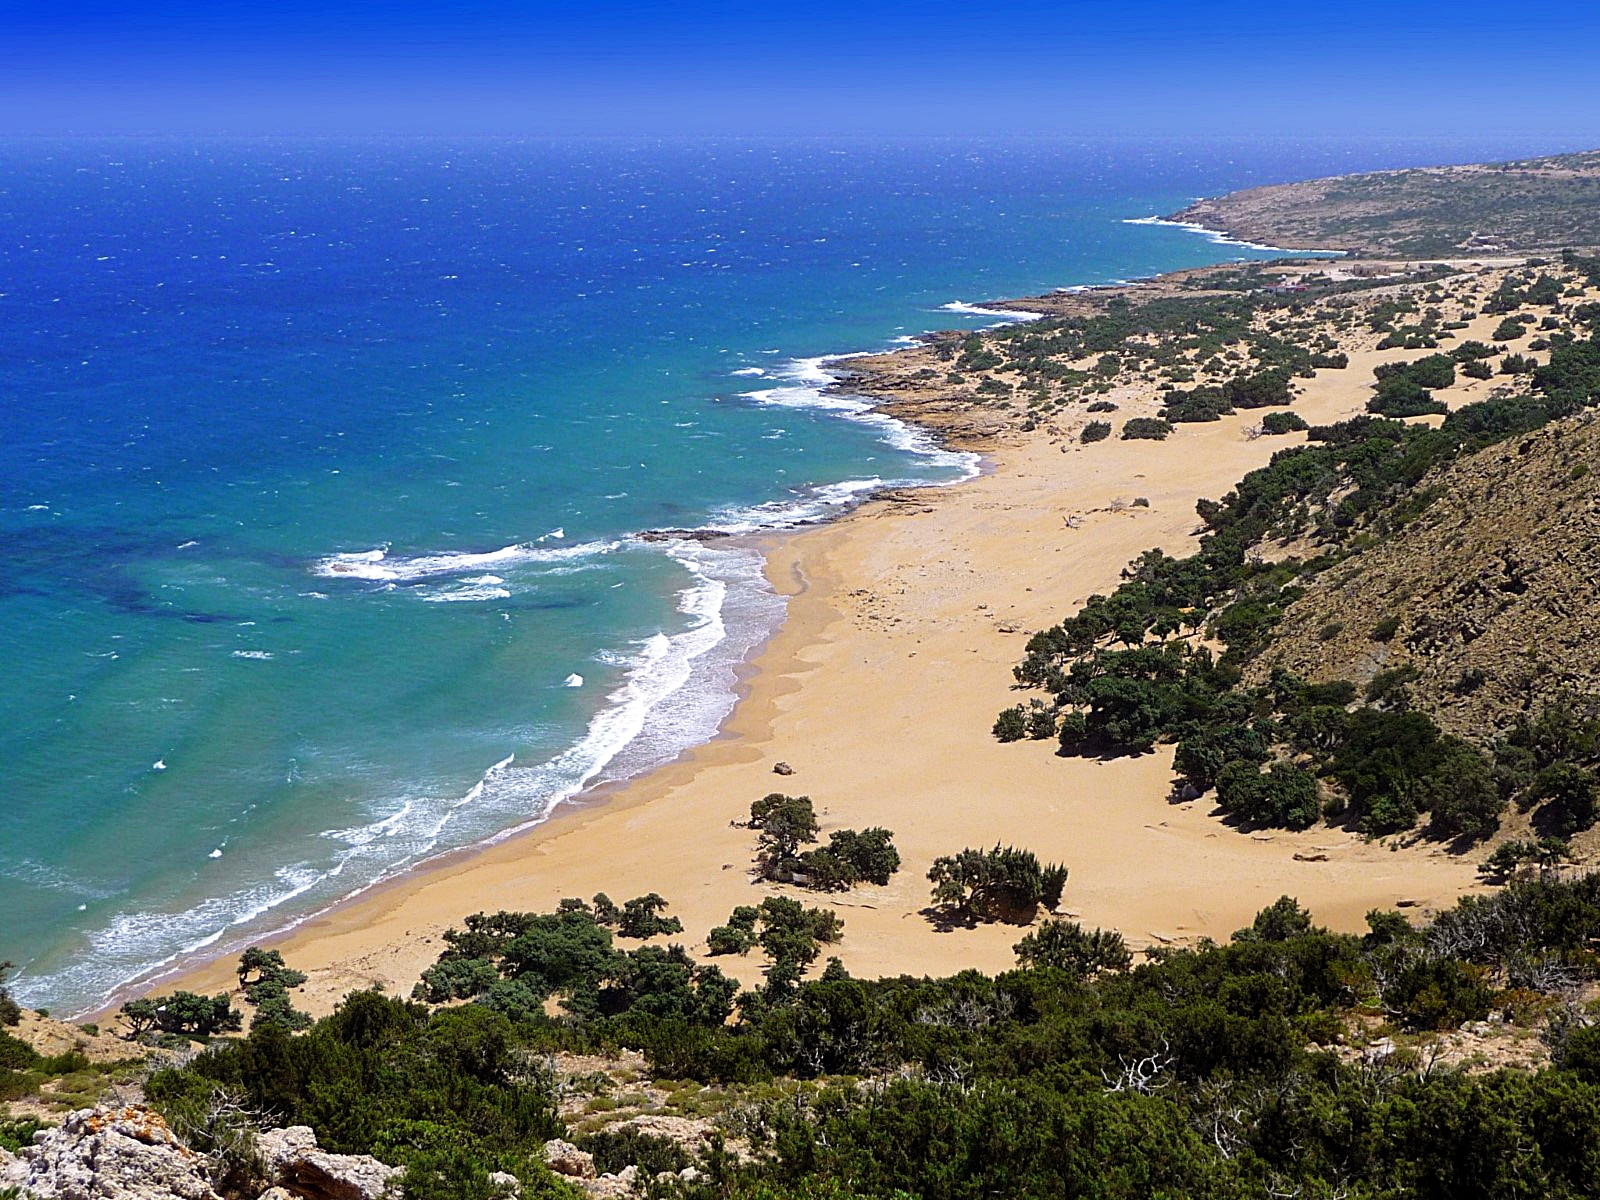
(4, 0), (1599, 140)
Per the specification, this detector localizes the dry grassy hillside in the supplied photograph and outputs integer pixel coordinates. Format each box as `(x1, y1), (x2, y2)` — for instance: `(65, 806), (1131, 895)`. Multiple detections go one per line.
(1252, 411), (1600, 742)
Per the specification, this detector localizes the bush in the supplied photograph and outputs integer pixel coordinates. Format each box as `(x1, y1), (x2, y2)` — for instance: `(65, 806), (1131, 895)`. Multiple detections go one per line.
(1214, 761), (1320, 829)
(1013, 920), (1131, 976)
(1259, 411), (1308, 434)
(1368, 376), (1447, 418)
(1080, 420), (1112, 443)
(993, 706), (1028, 742)
(617, 893), (684, 939)
(1461, 358), (1494, 380)
(928, 845), (1067, 921)
(121, 992), (241, 1039)
(1224, 367), (1293, 408)
(1493, 317), (1528, 341)
(1386, 957), (1493, 1030)
(578, 1127), (691, 1177)
(1121, 417), (1173, 440)
(797, 828), (900, 890)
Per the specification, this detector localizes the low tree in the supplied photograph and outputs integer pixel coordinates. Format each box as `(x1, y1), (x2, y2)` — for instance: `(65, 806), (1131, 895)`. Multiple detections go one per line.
(750, 793), (821, 880)
(797, 827), (900, 890)
(121, 991), (241, 1039)
(236, 946), (310, 1032)
(928, 845), (1068, 922)
(617, 893), (684, 939)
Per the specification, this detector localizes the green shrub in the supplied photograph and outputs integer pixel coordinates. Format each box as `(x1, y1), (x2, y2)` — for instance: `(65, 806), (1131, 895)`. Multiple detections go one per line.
(1259, 411), (1308, 434)
(992, 706), (1028, 742)
(1013, 920), (1131, 976)
(1080, 420), (1112, 443)
(1214, 761), (1320, 829)
(1121, 417), (1173, 440)
(928, 845), (1067, 920)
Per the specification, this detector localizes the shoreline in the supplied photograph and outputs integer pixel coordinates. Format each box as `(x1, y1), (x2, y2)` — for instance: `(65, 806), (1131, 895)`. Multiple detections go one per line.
(137, 253), (1522, 1017)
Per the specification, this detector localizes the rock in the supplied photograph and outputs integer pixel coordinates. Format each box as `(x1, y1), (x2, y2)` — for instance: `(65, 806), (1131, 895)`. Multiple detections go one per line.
(258, 1190), (298, 1200)
(488, 1170), (522, 1197)
(541, 1139), (597, 1179)
(1363, 1037), (1397, 1064)
(2, 1105), (224, 1200)
(615, 1164), (638, 1186)
(256, 1125), (401, 1200)
(1293, 852), (1330, 862)
(772, 761), (795, 776)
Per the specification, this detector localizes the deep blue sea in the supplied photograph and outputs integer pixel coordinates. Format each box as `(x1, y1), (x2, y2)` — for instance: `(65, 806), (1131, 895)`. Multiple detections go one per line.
(0, 135), (1561, 1011)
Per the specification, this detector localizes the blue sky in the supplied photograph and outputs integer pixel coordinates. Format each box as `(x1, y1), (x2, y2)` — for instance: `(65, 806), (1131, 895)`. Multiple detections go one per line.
(4, 0), (1599, 139)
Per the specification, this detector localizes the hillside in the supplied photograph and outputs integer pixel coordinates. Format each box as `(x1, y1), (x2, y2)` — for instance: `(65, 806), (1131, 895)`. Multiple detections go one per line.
(1170, 149), (1600, 257)
(1251, 411), (1600, 745)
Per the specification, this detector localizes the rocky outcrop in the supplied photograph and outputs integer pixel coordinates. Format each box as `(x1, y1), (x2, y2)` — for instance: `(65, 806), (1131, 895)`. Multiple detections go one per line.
(540, 1139), (596, 1180)
(255, 1126), (401, 1200)
(0, 1106), (223, 1200)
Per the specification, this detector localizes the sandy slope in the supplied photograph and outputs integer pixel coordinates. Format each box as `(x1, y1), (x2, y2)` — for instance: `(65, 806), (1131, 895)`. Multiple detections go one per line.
(147, 281), (1529, 1019)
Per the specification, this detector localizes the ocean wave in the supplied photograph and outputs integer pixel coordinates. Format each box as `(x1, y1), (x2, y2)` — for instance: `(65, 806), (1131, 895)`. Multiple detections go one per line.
(1122, 215), (1345, 257)
(313, 538), (621, 583)
(939, 300), (1043, 323)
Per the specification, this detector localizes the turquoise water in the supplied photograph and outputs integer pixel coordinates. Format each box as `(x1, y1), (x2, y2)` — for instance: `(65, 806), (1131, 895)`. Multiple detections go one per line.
(0, 136), (1527, 1011)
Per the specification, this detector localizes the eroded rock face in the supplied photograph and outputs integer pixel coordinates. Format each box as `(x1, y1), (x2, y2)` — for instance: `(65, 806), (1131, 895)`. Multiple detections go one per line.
(255, 1126), (402, 1200)
(0, 1106), (223, 1200)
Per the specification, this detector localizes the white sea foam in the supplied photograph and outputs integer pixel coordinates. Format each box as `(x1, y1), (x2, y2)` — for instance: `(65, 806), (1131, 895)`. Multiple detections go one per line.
(717, 355), (980, 531)
(564, 673), (584, 687)
(313, 539), (618, 583)
(729, 366), (766, 377)
(1122, 215), (1346, 257)
(939, 300), (1043, 324)
(231, 650), (274, 660)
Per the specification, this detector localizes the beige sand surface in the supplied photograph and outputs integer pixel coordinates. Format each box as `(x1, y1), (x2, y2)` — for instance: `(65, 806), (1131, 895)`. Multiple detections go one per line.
(148, 277), (1531, 1018)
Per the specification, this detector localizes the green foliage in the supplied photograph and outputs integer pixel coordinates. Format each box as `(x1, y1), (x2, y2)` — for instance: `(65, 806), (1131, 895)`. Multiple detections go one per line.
(1214, 761), (1320, 829)
(1259, 410), (1308, 434)
(1079, 419), (1112, 443)
(1385, 957), (1493, 1030)
(1120, 417), (1172, 440)
(617, 893), (684, 939)
(1493, 316), (1528, 340)
(798, 828), (901, 891)
(1160, 385), (1232, 423)
(1224, 367), (1293, 409)
(121, 991), (241, 1039)
(578, 1126), (691, 1176)
(147, 991), (568, 1193)
(413, 902), (731, 1027)
(236, 946), (311, 1032)
(991, 705), (1027, 742)
(1233, 894), (1317, 942)
(1526, 763), (1600, 837)
(1478, 837), (1571, 883)
(0, 1118), (48, 1153)
(1368, 374), (1447, 417)
(1013, 920), (1131, 977)
(751, 793), (823, 879)
(927, 845), (1067, 921)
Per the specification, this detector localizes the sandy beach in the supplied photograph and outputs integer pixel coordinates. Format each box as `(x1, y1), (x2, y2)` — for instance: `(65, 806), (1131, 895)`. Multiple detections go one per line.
(152, 262), (1538, 1017)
